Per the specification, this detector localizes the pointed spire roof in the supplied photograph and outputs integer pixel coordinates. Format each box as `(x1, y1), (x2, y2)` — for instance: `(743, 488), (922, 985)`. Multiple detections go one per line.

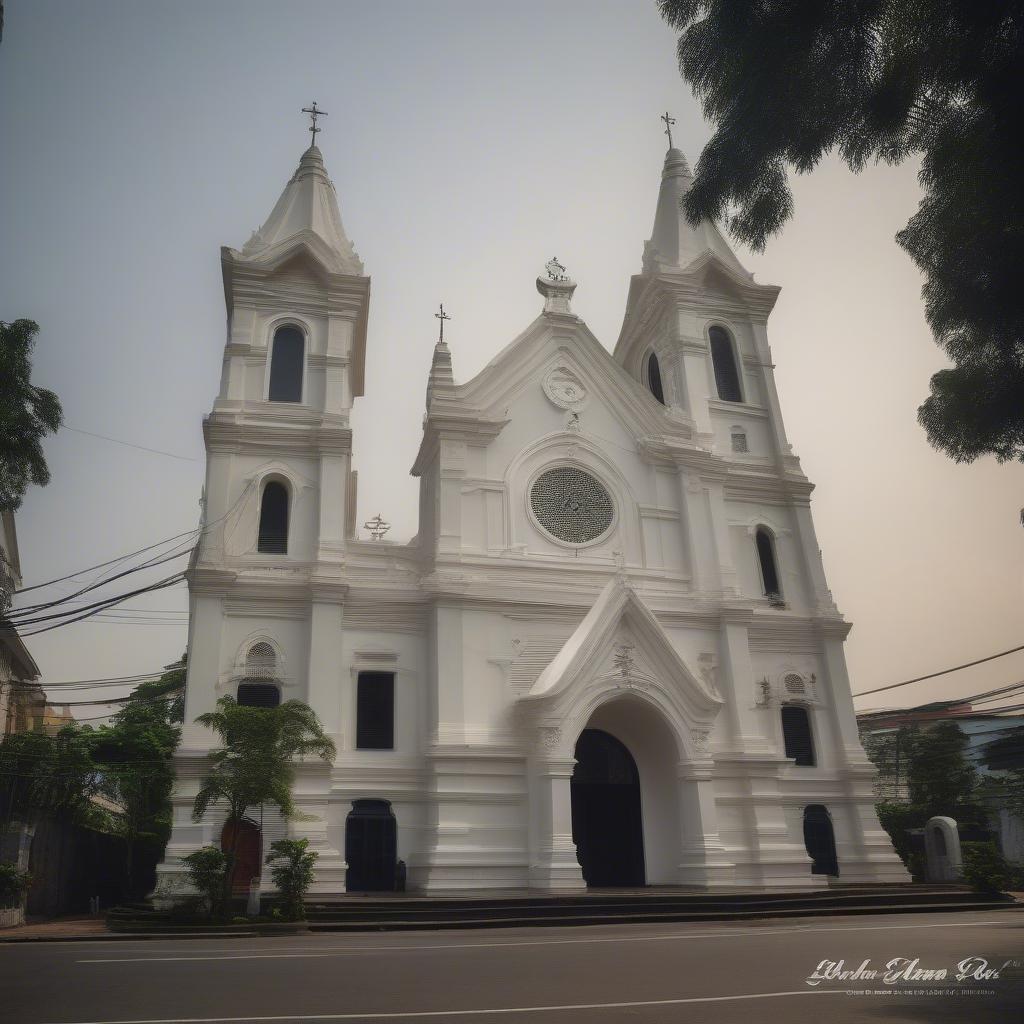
(643, 147), (750, 279)
(239, 145), (363, 276)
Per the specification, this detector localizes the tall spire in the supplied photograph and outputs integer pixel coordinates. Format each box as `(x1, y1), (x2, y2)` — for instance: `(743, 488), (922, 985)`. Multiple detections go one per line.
(239, 144), (363, 276)
(643, 146), (750, 279)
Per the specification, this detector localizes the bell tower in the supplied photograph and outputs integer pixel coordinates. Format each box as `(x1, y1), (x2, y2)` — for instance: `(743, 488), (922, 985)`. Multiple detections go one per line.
(205, 140), (369, 569)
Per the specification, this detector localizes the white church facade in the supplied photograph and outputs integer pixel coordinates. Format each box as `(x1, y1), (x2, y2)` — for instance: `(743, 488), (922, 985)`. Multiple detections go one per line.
(160, 132), (909, 893)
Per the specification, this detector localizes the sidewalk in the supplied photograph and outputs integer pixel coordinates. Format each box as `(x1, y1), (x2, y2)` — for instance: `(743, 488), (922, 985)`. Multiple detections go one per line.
(0, 915), (110, 942)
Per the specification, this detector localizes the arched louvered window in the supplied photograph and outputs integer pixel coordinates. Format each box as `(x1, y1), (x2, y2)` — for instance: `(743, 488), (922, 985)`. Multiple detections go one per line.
(755, 527), (781, 601)
(782, 705), (815, 766)
(709, 326), (742, 402)
(245, 642), (277, 678)
(268, 326), (304, 403)
(237, 682), (281, 708)
(646, 352), (665, 405)
(784, 673), (806, 697)
(257, 481), (289, 554)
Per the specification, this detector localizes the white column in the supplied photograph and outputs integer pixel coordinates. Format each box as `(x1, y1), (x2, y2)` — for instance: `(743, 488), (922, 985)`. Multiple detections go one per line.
(529, 758), (585, 890)
(677, 760), (735, 885)
(306, 590), (345, 740)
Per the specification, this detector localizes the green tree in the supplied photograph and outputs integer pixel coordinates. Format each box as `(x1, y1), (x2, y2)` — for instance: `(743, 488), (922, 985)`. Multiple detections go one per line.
(192, 697), (335, 916)
(865, 720), (985, 866)
(90, 660), (184, 898)
(265, 837), (317, 921)
(658, 1), (1024, 463)
(0, 319), (62, 511)
(0, 724), (100, 831)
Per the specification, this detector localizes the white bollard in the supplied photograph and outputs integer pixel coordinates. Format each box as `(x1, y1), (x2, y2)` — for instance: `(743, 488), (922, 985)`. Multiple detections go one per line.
(246, 877), (262, 917)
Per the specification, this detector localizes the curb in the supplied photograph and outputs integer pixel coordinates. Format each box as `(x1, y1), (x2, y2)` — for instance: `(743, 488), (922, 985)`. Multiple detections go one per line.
(2, 902), (1019, 943)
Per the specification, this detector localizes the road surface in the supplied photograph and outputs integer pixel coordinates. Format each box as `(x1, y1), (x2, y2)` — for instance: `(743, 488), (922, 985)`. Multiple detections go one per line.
(2, 908), (1022, 1023)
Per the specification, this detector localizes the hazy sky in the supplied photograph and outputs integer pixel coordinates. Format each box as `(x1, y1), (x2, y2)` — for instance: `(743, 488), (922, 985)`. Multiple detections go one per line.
(2, 0), (1022, 714)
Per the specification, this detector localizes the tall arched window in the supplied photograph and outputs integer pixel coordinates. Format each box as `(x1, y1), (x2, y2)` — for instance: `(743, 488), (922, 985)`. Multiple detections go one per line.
(646, 351), (665, 405)
(257, 481), (289, 554)
(268, 326), (304, 403)
(755, 526), (781, 601)
(709, 326), (742, 402)
(782, 705), (815, 766)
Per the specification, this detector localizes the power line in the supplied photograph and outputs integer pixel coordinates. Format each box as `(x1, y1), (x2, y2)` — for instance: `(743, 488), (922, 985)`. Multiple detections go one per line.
(20, 574), (187, 636)
(852, 643), (1024, 698)
(14, 479), (253, 597)
(63, 425), (199, 462)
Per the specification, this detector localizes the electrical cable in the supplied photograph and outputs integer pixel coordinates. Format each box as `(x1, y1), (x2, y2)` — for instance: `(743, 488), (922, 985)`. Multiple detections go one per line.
(852, 643), (1024, 697)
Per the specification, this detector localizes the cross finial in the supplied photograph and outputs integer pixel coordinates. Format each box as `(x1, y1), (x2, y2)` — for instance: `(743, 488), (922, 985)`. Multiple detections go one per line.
(435, 303), (451, 344)
(302, 101), (328, 145)
(661, 111), (676, 149)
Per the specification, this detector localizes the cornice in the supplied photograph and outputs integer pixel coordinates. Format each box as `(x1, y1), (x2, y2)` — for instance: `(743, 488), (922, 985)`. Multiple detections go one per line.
(411, 411), (510, 477)
(204, 417), (353, 456)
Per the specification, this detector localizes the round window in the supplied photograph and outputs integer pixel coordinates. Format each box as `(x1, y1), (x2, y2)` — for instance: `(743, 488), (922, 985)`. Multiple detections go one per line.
(530, 466), (615, 545)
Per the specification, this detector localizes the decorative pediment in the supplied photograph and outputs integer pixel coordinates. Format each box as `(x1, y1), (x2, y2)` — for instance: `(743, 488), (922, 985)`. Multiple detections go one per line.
(521, 578), (723, 721)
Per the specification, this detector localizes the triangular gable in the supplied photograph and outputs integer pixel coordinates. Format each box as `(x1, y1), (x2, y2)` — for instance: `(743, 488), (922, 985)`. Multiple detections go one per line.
(522, 578), (723, 715)
(433, 312), (694, 446)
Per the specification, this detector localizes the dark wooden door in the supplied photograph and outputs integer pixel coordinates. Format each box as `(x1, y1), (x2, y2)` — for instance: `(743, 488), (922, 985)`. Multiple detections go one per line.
(221, 818), (262, 892)
(345, 800), (397, 892)
(571, 729), (645, 887)
(803, 805), (839, 876)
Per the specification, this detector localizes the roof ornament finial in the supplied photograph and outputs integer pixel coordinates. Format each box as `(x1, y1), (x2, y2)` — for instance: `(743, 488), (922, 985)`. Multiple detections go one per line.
(364, 513), (391, 541)
(301, 101), (328, 146)
(545, 256), (568, 282)
(661, 111), (676, 150)
(434, 303), (451, 345)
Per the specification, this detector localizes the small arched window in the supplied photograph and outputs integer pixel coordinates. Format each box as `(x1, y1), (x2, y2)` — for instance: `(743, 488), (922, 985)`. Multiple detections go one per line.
(709, 326), (742, 403)
(237, 682), (281, 708)
(257, 481), (289, 554)
(245, 642), (277, 678)
(782, 705), (815, 766)
(268, 326), (304, 403)
(755, 526), (781, 601)
(730, 426), (748, 453)
(646, 351), (665, 405)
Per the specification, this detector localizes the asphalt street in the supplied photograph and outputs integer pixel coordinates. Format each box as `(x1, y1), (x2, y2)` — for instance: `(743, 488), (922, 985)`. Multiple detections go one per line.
(2, 908), (1023, 1024)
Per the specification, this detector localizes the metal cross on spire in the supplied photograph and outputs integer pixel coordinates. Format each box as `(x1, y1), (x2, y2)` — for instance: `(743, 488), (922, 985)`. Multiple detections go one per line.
(661, 111), (676, 149)
(435, 303), (451, 345)
(302, 101), (328, 145)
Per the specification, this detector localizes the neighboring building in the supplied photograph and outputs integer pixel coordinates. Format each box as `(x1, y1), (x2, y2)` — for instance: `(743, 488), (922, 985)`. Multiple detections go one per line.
(0, 510), (43, 738)
(160, 132), (908, 895)
(859, 702), (1024, 862)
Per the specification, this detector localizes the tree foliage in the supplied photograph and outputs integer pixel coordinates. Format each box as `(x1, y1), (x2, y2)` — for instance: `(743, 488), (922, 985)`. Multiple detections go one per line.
(0, 319), (62, 511)
(864, 720), (985, 865)
(658, 1), (1024, 463)
(192, 696), (335, 912)
(89, 659), (184, 897)
(266, 837), (317, 921)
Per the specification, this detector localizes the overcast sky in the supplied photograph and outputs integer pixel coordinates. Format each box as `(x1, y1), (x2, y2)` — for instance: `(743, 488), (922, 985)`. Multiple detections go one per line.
(2, 0), (1022, 715)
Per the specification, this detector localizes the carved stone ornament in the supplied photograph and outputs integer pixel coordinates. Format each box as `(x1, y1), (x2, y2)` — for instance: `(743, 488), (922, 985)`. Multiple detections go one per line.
(539, 726), (562, 754)
(542, 366), (589, 411)
(691, 728), (711, 756)
(613, 642), (635, 679)
(698, 652), (721, 698)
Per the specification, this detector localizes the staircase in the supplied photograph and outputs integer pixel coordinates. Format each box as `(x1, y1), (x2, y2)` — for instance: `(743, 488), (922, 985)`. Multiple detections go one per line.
(300, 884), (1017, 932)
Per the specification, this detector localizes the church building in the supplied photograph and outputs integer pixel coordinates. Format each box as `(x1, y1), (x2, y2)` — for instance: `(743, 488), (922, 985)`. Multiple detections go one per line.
(160, 122), (909, 893)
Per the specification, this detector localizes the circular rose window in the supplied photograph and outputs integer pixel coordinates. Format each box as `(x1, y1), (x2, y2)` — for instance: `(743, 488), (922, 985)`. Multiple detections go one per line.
(530, 466), (615, 545)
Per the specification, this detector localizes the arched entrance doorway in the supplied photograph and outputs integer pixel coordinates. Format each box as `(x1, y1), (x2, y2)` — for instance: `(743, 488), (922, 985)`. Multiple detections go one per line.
(345, 799), (398, 892)
(571, 729), (645, 887)
(803, 805), (839, 876)
(221, 818), (262, 893)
